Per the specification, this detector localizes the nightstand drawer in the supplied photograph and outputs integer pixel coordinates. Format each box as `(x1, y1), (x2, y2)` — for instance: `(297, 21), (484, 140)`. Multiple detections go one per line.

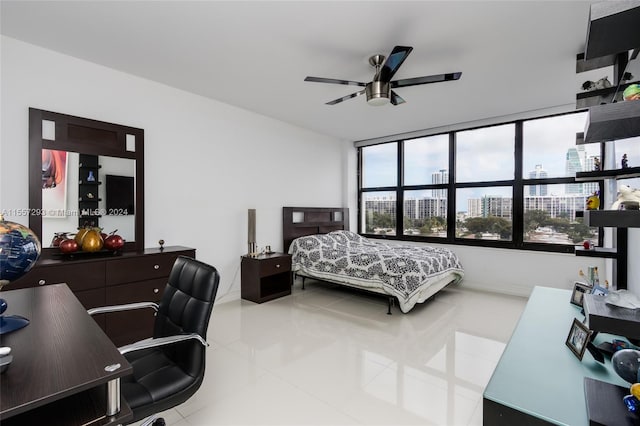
(260, 256), (291, 276)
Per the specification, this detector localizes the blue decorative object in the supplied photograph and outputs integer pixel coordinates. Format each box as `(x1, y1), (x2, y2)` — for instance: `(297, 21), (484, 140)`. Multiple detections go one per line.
(623, 395), (639, 412)
(0, 216), (41, 334)
(612, 349), (640, 384)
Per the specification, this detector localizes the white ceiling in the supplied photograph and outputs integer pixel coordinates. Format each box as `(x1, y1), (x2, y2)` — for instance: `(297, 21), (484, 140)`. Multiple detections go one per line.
(1, 1), (596, 142)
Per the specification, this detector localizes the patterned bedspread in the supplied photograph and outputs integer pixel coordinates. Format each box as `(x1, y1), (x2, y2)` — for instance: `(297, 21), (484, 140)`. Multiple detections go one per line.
(288, 231), (464, 312)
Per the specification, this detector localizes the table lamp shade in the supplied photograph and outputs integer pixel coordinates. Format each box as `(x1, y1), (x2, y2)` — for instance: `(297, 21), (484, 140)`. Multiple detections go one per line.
(248, 209), (256, 244)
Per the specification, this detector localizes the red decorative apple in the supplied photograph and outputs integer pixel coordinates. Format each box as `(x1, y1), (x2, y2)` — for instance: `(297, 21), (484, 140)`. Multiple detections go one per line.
(59, 238), (79, 254)
(51, 232), (68, 247)
(104, 234), (125, 251)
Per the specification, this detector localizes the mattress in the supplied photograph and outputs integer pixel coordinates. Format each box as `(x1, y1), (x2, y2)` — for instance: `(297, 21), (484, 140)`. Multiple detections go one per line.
(288, 230), (464, 313)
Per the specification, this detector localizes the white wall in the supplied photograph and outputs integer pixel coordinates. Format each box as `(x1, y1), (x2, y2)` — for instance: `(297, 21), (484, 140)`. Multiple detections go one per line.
(628, 229), (640, 295)
(1, 36), (346, 302)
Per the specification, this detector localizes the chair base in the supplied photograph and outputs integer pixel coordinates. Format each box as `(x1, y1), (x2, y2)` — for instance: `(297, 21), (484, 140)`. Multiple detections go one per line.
(139, 414), (166, 426)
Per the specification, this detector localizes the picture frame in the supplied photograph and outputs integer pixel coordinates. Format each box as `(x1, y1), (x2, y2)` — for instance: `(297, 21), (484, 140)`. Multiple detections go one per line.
(570, 281), (592, 307)
(565, 318), (593, 360)
(591, 285), (608, 296)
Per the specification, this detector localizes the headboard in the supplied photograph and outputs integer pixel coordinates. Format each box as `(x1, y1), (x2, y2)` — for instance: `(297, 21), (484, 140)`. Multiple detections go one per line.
(283, 207), (349, 253)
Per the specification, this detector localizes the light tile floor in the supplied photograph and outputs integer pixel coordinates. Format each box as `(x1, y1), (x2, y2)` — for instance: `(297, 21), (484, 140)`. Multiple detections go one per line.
(136, 280), (527, 426)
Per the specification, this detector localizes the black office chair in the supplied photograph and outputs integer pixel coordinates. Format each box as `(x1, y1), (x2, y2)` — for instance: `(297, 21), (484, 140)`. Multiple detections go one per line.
(89, 256), (220, 426)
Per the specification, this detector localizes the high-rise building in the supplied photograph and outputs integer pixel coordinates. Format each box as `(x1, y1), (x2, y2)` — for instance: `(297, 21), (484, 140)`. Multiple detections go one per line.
(583, 156), (599, 196)
(528, 164), (548, 196)
(431, 169), (448, 198)
(566, 147), (586, 194)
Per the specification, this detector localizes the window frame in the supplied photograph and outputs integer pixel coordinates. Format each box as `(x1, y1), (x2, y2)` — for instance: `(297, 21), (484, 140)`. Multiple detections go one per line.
(357, 110), (604, 253)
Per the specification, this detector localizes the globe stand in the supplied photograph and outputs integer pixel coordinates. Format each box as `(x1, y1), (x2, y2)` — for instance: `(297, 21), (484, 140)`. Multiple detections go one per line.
(0, 298), (29, 335)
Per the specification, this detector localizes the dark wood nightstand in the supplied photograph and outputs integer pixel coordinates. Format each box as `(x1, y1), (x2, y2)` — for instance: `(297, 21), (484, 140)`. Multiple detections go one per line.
(241, 253), (292, 303)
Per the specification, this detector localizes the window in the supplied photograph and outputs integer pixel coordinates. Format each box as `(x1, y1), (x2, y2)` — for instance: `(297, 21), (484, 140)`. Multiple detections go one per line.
(456, 186), (512, 241)
(362, 191), (397, 236)
(456, 124), (514, 182)
(361, 143), (397, 188)
(357, 111), (602, 252)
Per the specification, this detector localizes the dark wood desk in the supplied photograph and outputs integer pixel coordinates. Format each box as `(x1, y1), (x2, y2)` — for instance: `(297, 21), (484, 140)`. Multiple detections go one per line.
(0, 284), (133, 425)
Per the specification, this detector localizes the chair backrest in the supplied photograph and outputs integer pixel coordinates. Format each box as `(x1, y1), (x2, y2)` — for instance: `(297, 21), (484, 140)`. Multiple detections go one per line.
(154, 256), (220, 377)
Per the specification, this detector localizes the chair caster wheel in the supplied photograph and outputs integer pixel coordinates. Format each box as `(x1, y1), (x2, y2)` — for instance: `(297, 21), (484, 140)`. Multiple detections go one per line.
(152, 419), (166, 426)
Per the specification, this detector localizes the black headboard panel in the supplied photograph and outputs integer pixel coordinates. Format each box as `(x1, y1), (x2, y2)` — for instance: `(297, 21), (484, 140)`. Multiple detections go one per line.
(283, 207), (349, 253)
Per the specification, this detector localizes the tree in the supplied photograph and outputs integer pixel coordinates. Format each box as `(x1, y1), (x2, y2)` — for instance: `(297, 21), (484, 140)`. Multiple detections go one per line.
(463, 216), (512, 239)
(524, 210), (550, 233)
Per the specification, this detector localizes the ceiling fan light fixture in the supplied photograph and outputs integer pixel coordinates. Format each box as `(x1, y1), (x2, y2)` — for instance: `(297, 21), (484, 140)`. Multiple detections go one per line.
(366, 81), (390, 106)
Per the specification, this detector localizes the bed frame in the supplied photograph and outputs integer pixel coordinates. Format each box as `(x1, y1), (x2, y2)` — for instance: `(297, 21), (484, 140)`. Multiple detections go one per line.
(283, 206), (401, 314)
(283, 207), (349, 252)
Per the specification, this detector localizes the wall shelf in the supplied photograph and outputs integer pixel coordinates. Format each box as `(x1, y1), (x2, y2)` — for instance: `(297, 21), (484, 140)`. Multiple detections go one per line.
(582, 100), (640, 144)
(583, 210), (640, 228)
(575, 166), (640, 181)
(575, 80), (639, 109)
(575, 52), (617, 73)
(584, 2), (640, 60)
(575, 246), (618, 258)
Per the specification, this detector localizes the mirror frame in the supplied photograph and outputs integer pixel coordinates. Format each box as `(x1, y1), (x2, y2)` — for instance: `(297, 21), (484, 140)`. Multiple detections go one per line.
(29, 108), (144, 255)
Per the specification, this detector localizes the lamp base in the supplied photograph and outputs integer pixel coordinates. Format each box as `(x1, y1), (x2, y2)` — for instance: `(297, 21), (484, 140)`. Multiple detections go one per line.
(0, 315), (30, 335)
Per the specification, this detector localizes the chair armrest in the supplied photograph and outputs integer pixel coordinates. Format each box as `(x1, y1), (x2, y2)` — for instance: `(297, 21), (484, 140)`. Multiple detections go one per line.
(118, 333), (208, 355)
(87, 301), (159, 316)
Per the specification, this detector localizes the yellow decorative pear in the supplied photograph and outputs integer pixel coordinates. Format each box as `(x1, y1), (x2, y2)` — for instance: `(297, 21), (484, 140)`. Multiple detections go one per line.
(81, 228), (103, 252)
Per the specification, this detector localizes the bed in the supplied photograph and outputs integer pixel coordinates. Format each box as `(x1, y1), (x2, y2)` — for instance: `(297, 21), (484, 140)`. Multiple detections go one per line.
(283, 207), (464, 313)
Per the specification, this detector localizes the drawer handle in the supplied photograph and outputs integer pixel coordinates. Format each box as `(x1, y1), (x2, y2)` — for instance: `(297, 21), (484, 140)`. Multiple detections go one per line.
(38, 279), (46, 286)
(153, 264), (160, 270)
(275, 264), (280, 268)
(153, 288), (159, 294)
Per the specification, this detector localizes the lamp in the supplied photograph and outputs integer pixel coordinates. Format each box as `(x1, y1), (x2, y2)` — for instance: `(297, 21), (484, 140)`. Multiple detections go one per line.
(248, 209), (257, 256)
(366, 81), (390, 106)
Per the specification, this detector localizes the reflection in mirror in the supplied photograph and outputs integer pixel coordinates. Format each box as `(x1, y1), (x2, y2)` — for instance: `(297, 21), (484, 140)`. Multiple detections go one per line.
(42, 153), (136, 247)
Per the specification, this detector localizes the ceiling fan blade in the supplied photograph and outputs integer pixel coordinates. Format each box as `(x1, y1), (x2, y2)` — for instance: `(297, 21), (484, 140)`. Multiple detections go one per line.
(326, 89), (366, 105)
(376, 46), (413, 82)
(304, 76), (366, 87)
(391, 72), (462, 88)
(390, 91), (406, 105)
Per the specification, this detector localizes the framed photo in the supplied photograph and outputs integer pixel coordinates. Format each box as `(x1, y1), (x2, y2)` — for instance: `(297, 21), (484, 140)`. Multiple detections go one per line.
(565, 318), (593, 360)
(570, 281), (592, 307)
(591, 285), (608, 296)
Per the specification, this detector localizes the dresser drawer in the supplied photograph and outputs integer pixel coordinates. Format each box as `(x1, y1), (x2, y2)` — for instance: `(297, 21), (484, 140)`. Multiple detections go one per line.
(106, 252), (187, 285)
(259, 255), (291, 277)
(106, 278), (166, 305)
(9, 262), (106, 292)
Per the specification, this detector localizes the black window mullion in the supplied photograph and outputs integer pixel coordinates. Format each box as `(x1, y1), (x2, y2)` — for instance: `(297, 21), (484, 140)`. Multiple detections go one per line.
(397, 141), (404, 236)
(513, 121), (524, 247)
(448, 132), (456, 242)
(357, 148), (362, 233)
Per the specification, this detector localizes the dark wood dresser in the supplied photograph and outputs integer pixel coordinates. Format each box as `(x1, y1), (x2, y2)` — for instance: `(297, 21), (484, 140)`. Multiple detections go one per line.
(7, 246), (195, 346)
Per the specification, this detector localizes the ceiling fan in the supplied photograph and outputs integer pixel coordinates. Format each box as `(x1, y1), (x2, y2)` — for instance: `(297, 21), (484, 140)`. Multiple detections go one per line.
(304, 46), (461, 106)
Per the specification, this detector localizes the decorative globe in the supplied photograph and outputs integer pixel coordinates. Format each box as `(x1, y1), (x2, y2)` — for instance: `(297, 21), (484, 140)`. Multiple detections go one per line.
(612, 349), (640, 383)
(0, 216), (41, 289)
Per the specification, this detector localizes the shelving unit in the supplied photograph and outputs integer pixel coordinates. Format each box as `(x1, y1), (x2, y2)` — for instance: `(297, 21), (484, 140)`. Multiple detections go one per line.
(78, 154), (101, 228)
(573, 1), (640, 292)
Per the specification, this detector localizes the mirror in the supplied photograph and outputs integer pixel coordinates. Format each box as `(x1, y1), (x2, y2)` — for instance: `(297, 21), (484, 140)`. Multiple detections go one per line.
(29, 108), (144, 254)
(41, 152), (136, 244)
